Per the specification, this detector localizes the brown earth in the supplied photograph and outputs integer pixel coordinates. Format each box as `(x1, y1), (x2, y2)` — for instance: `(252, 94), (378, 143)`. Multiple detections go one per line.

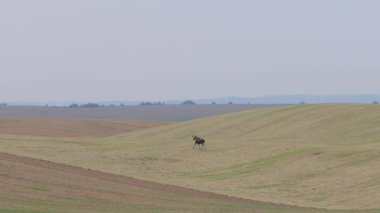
(0, 152), (361, 212)
(0, 152), (292, 213)
(0, 118), (169, 138)
(0, 152), (262, 205)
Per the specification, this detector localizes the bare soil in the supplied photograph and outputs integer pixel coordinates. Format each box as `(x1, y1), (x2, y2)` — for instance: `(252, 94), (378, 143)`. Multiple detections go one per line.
(0, 152), (262, 205)
(0, 153), (356, 212)
(0, 118), (168, 138)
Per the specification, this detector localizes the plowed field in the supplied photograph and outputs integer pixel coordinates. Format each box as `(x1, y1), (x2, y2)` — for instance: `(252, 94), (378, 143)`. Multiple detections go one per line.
(0, 118), (168, 138)
(0, 152), (332, 213)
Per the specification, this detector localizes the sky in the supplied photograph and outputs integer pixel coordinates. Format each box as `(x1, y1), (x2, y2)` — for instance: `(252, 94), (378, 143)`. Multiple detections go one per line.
(1, 0), (379, 102)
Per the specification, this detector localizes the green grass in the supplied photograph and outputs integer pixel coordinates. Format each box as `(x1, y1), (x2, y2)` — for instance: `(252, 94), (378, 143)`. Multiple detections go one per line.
(1, 104), (380, 210)
(188, 147), (319, 180)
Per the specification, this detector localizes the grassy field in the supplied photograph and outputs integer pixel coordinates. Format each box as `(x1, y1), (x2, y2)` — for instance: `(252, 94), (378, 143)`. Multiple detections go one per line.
(2, 153), (333, 213)
(1, 104), (380, 211)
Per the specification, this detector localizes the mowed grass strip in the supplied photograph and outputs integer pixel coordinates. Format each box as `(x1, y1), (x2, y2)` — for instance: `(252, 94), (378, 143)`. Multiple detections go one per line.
(187, 147), (320, 180)
(1, 104), (380, 210)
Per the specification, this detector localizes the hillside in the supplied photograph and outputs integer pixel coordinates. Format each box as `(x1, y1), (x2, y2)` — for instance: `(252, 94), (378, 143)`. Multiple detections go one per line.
(3, 152), (325, 213)
(0, 118), (167, 138)
(1, 104), (379, 210)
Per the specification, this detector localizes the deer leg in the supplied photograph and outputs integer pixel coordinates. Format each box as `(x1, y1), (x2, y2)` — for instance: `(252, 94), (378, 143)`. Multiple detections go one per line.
(193, 143), (196, 149)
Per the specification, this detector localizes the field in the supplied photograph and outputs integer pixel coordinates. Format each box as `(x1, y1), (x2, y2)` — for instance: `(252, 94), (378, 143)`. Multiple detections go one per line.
(2, 152), (329, 213)
(0, 104), (285, 121)
(1, 104), (380, 212)
(0, 118), (167, 138)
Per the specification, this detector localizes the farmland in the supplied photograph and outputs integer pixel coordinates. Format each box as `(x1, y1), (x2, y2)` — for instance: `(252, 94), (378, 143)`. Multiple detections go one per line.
(0, 104), (285, 121)
(1, 104), (380, 212)
(2, 152), (328, 213)
(0, 118), (168, 138)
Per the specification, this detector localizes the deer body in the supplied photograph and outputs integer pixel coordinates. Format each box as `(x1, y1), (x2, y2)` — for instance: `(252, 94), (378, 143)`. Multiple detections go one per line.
(192, 136), (206, 150)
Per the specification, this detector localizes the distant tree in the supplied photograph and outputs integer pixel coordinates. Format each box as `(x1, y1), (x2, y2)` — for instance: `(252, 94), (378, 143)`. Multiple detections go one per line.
(228, 101), (233, 105)
(212, 102), (216, 105)
(120, 103), (125, 107)
(108, 104), (115, 107)
(140, 101), (165, 106)
(299, 101), (306, 105)
(80, 103), (100, 108)
(0, 103), (6, 107)
(373, 101), (379, 104)
(69, 103), (79, 108)
(182, 100), (196, 105)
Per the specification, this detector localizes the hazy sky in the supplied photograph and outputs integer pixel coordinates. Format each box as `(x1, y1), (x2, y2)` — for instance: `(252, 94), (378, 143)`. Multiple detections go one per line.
(1, 0), (379, 102)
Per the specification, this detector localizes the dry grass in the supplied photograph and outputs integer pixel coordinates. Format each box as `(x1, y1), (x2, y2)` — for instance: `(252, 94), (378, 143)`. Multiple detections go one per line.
(1, 104), (380, 210)
(4, 152), (320, 213)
